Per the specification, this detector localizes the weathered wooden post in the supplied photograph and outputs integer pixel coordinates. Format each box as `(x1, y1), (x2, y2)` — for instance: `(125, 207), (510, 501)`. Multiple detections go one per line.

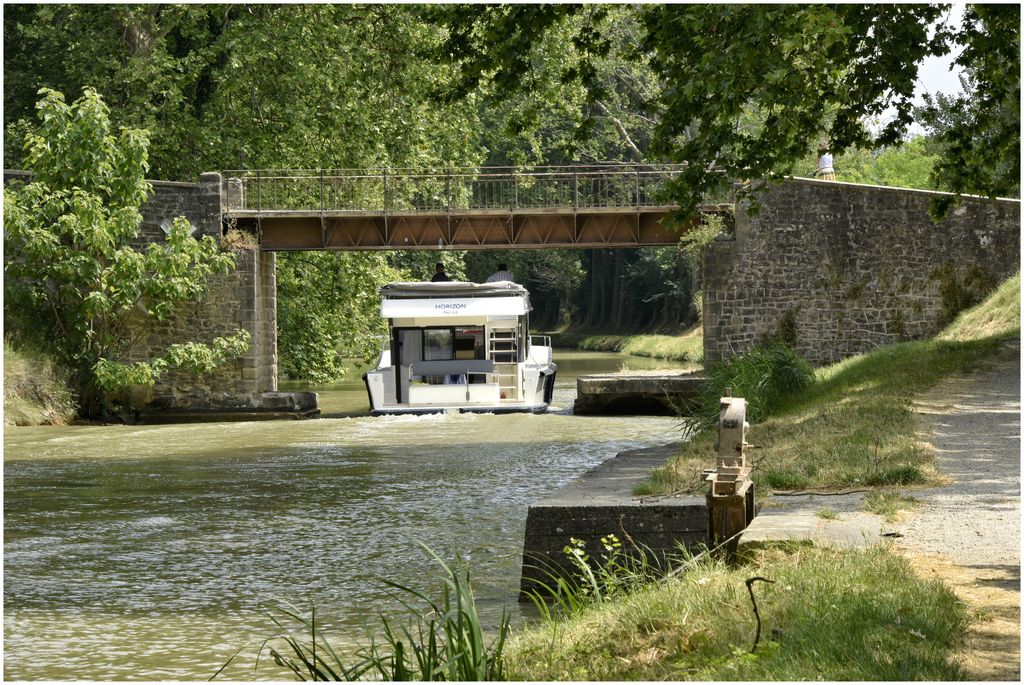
(705, 388), (755, 559)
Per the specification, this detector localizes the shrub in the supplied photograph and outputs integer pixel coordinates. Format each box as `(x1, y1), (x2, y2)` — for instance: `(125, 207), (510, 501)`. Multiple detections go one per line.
(687, 342), (815, 431)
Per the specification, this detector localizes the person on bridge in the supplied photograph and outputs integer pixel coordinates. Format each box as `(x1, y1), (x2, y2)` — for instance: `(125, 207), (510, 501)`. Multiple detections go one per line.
(431, 262), (451, 282)
(815, 144), (835, 181)
(485, 262), (514, 283)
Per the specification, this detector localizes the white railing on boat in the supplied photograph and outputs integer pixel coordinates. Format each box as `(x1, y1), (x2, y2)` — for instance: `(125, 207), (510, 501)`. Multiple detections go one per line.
(408, 360), (497, 403)
(528, 335), (553, 364)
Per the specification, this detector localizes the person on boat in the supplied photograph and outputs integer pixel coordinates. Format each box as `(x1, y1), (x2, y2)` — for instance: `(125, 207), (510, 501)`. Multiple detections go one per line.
(485, 262), (514, 283)
(431, 262), (451, 282)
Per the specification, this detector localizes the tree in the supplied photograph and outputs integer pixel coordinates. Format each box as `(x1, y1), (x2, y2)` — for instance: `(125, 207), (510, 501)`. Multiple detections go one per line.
(4, 5), (492, 383)
(441, 4), (1020, 217)
(276, 252), (402, 384)
(917, 5), (1021, 215)
(3, 88), (249, 416)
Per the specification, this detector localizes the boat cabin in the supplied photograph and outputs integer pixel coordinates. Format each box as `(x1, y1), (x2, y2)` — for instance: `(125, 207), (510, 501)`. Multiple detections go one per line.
(364, 281), (557, 414)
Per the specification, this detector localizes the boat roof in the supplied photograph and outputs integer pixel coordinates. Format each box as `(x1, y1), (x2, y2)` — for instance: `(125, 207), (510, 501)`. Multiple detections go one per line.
(381, 281), (528, 299)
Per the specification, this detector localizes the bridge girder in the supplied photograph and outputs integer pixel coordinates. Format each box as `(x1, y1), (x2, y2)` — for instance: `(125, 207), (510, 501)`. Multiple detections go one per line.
(228, 207), (726, 251)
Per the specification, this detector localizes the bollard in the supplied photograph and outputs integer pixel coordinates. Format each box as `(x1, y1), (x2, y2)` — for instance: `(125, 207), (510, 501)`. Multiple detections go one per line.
(705, 387), (755, 560)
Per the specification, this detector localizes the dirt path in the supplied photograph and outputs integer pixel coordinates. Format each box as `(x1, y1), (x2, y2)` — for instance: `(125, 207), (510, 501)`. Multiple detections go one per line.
(899, 340), (1020, 681)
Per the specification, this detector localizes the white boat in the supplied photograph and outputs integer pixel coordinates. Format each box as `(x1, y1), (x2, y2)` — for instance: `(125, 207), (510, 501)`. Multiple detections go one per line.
(363, 281), (557, 415)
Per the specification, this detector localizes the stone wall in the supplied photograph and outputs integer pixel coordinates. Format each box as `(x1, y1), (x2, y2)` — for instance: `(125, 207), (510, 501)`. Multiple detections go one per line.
(127, 174), (280, 411)
(520, 443), (707, 596)
(137, 173), (223, 245)
(703, 178), (1021, 366)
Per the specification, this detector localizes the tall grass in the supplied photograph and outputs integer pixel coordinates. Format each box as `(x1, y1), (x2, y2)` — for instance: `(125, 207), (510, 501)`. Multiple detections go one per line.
(3, 338), (77, 425)
(524, 534), (686, 623)
(217, 546), (509, 681)
(686, 341), (814, 432)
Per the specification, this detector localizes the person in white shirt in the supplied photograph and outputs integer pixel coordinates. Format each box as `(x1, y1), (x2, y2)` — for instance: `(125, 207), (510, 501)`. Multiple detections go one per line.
(485, 262), (514, 283)
(815, 144), (835, 181)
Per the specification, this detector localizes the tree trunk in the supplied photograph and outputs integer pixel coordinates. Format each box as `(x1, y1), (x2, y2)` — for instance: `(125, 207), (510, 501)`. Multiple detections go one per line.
(688, 252), (703, 323)
(612, 249), (625, 331)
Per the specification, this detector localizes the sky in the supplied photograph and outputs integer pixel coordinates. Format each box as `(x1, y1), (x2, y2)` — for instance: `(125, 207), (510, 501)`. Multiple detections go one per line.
(899, 3), (967, 136)
(914, 4), (967, 103)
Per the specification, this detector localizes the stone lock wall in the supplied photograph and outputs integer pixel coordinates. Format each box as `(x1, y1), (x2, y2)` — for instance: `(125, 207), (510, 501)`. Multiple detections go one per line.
(703, 178), (1021, 366)
(126, 174), (280, 411)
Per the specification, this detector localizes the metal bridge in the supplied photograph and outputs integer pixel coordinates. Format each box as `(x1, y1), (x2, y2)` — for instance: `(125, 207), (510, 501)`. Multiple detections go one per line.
(221, 165), (731, 251)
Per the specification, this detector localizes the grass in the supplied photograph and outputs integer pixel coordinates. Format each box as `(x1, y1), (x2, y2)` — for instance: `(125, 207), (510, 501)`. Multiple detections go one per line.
(937, 272), (1020, 342)
(863, 492), (920, 523)
(3, 339), (77, 425)
(504, 545), (968, 681)
(552, 324), (703, 365)
(636, 272), (1020, 496)
(815, 507), (840, 520)
(219, 547), (510, 681)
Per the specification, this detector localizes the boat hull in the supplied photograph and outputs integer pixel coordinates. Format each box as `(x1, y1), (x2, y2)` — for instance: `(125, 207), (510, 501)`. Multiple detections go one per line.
(369, 403), (551, 416)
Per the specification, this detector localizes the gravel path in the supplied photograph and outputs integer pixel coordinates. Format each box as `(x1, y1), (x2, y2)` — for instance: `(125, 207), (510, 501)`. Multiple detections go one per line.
(899, 340), (1020, 565)
(743, 339), (1021, 679)
(898, 339), (1020, 681)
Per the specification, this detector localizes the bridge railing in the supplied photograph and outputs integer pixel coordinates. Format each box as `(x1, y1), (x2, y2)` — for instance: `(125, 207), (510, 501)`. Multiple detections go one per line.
(220, 165), (716, 214)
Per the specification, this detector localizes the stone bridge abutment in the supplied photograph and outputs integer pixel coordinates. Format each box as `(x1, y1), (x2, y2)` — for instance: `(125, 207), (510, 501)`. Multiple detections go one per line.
(128, 173), (284, 417)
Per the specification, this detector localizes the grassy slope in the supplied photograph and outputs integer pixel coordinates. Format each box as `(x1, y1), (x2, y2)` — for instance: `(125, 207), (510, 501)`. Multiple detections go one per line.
(3, 340), (77, 425)
(506, 546), (967, 680)
(636, 273), (1020, 496)
(552, 324), (704, 364)
(505, 276), (1019, 681)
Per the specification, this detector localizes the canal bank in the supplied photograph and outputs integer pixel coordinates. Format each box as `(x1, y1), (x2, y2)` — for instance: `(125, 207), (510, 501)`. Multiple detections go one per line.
(521, 441), (706, 594)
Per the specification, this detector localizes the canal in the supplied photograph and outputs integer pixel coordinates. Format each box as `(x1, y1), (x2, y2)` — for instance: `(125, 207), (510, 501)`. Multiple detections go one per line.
(4, 351), (686, 680)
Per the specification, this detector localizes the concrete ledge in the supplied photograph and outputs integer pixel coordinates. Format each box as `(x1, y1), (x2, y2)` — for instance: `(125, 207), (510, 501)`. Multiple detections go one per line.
(139, 391), (320, 423)
(738, 505), (884, 552)
(138, 408), (320, 423)
(520, 442), (707, 595)
(573, 371), (705, 415)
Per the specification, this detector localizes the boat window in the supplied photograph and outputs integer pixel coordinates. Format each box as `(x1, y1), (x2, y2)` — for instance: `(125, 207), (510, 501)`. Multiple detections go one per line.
(423, 328), (454, 361)
(454, 327), (484, 360)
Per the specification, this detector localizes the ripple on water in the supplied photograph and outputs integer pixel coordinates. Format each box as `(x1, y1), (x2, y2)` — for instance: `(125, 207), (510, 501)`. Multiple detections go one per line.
(4, 354), (687, 679)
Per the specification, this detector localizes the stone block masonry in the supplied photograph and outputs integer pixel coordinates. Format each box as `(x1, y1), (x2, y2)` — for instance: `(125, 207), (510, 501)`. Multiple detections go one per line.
(129, 249), (280, 412)
(703, 178), (1021, 366)
(136, 174), (223, 246)
(125, 174), (287, 414)
(520, 443), (707, 596)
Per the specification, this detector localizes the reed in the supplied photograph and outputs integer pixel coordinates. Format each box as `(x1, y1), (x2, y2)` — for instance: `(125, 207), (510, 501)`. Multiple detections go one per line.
(686, 341), (815, 433)
(216, 545), (510, 681)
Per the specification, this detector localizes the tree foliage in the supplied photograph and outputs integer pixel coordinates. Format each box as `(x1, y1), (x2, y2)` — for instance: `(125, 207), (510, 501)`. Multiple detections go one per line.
(4, 5), (491, 384)
(442, 4), (1020, 216)
(801, 137), (940, 190)
(3, 88), (248, 415)
(917, 5), (1020, 215)
(20, 6), (1004, 379)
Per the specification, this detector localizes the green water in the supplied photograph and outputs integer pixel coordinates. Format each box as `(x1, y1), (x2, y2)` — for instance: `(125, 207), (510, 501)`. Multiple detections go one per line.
(4, 351), (684, 680)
